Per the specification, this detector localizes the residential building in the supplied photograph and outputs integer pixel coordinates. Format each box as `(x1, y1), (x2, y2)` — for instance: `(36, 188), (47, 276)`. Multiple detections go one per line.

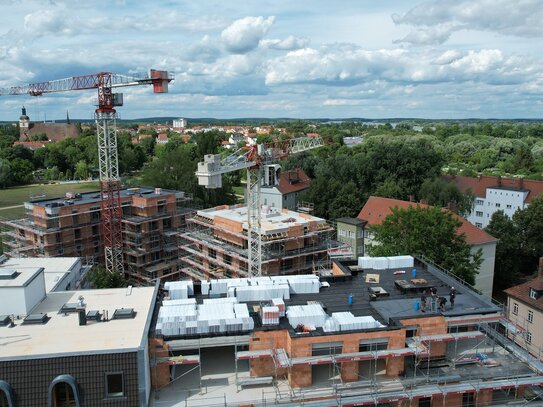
(260, 167), (311, 211)
(156, 133), (169, 145)
(444, 175), (543, 228)
(1, 187), (192, 284)
(505, 262), (543, 361)
(357, 196), (497, 297)
(180, 204), (339, 279)
(335, 217), (366, 259)
(0, 282), (159, 406)
(149, 256), (543, 406)
(172, 118), (187, 129)
(0, 256), (90, 293)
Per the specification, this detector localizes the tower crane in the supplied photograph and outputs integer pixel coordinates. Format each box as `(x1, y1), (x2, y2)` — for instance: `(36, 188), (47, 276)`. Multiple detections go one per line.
(196, 136), (322, 277)
(1, 69), (173, 275)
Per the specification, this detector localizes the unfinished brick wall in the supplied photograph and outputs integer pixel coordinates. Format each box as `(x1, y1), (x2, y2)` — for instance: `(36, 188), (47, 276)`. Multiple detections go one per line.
(249, 328), (407, 388)
(400, 315), (448, 357)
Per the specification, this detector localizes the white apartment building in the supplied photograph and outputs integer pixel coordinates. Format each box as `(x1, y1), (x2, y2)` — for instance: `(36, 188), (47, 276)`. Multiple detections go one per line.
(445, 175), (543, 229)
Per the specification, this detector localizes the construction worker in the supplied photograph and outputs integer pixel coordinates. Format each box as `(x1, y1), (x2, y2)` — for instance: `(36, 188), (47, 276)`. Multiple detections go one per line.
(439, 296), (447, 312)
(449, 287), (457, 309)
(430, 287), (437, 312)
(420, 290), (427, 312)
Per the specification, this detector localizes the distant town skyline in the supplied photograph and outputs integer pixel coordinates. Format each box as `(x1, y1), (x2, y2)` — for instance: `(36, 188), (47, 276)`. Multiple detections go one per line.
(1, 0), (543, 120)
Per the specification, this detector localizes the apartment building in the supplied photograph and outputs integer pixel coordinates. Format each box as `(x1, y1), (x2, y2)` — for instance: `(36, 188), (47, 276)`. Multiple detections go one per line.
(1, 187), (192, 284)
(180, 204), (339, 279)
(357, 196), (497, 297)
(444, 175), (543, 228)
(335, 217), (366, 259)
(150, 256), (543, 407)
(505, 264), (543, 361)
(260, 167), (311, 211)
(0, 281), (159, 407)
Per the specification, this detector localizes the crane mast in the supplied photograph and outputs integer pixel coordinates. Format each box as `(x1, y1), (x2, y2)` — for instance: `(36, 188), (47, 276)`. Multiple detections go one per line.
(196, 137), (323, 277)
(1, 70), (173, 276)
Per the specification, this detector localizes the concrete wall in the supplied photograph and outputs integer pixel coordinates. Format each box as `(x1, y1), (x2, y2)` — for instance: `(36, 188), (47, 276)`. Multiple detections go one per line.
(473, 242), (496, 297)
(0, 270), (46, 316)
(507, 296), (543, 360)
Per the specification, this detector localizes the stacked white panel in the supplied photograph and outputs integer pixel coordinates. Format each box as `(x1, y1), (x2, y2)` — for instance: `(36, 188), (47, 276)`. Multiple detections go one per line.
(201, 280), (210, 295)
(330, 312), (382, 331)
(165, 280), (194, 299)
(286, 304), (327, 329)
(358, 257), (374, 269)
(234, 284), (290, 302)
(162, 298), (197, 307)
(372, 257), (389, 270)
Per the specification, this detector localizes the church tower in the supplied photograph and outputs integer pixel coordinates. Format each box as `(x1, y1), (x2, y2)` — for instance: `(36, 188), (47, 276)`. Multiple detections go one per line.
(19, 106), (30, 130)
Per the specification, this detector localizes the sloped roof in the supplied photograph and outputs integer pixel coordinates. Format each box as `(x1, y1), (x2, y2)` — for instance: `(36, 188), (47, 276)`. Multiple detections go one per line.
(505, 275), (543, 312)
(444, 175), (543, 204)
(276, 169), (310, 195)
(357, 196), (498, 246)
(21, 123), (79, 142)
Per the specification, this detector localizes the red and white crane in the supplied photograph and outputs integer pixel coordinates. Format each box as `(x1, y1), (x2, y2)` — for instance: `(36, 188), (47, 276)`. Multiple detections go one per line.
(1, 69), (173, 275)
(196, 137), (322, 277)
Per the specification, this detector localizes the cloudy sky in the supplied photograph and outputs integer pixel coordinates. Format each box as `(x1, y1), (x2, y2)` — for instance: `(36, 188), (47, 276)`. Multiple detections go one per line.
(1, 0), (542, 120)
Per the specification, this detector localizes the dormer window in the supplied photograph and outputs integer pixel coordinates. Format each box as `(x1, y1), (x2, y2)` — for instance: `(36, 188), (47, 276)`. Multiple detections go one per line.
(530, 289), (538, 300)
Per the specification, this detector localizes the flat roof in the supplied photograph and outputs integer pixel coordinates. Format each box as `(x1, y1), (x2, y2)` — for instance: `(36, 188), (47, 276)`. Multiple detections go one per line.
(0, 267), (43, 288)
(28, 187), (186, 208)
(1, 257), (81, 292)
(197, 205), (327, 235)
(0, 285), (157, 361)
(158, 258), (500, 342)
(2, 257), (80, 273)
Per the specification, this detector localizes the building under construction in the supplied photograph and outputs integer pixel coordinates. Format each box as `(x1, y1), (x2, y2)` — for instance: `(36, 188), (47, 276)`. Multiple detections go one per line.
(1, 187), (192, 283)
(179, 204), (340, 280)
(149, 256), (543, 407)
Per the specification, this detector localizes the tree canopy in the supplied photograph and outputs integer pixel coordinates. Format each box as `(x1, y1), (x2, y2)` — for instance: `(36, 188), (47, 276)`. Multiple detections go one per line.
(368, 206), (482, 285)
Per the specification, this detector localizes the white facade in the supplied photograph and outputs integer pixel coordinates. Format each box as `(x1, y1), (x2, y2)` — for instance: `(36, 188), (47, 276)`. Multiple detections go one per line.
(173, 118), (187, 129)
(507, 296), (543, 360)
(0, 267), (46, 316)
(472, 242), (496, 298)
(468, 187), (528, 228)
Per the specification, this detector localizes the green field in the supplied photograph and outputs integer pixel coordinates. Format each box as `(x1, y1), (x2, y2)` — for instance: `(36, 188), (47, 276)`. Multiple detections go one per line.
(0, 182), (100, 220)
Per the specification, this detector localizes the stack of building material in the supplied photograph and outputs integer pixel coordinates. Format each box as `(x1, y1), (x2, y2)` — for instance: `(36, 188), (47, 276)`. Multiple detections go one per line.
(232, 284), (290, 302)
(286, 304), (327, 329)
(261, 306), (280, 326)
(372, 257), (389, 270)
(287, 275), (320, 294)
(155, 297), (254, 337)
(164, 280), (194, 299)
(201, 280), (210, 295)
(358, 256), (374, 269)
(272, 298), (286, 317)
(387, 256), (414, 269)
(324, 312), (382, 332)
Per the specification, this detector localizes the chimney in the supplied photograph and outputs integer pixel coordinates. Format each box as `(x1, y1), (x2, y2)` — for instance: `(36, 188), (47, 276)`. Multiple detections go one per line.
(497, 175), (502, 187)
(478, 175), (482, 181)
(539, 257), (543, 278)
(77, 295), (86, 326)
(447, 202), (457, 213)
(519, 177), (524, 190)
(409, 195), (415, 202)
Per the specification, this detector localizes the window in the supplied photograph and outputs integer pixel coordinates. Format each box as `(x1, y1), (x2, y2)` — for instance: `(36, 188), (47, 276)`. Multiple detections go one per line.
(506, 204), (512, 209)
(476, 199), (484, 205)
(496, 203), (501, 208)
(528, 310), (533, 323)
(476, 211), (483, 217)
(105, 372), (124, 398)
(513, 302), (518, 315)
(526, 331), (532, 344)
(475, 223), (482, 228)
(348, 231), (355, 238)
(530, 289), (538, 300)
(208, 248), (216, 259)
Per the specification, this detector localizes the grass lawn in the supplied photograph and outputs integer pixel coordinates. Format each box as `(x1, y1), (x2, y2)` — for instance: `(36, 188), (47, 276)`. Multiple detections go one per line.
(0, 181), (100, 220)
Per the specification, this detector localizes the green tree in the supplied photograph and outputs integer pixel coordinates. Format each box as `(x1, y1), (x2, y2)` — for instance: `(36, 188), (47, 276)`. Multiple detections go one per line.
(485, 211), (522, 290)
(88, 266), (129, 288)
(74, 160), (89, 180)
(419, 178), (474, 217)
(513, 195), (543, 272)
(368, 206), (482, 285)
(0, 159), (13, 188)
(10, 158), (34, 185)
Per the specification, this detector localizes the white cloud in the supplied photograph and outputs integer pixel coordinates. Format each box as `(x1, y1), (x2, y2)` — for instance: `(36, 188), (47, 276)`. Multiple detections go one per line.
(261, 35), (309, 50)
(393, 0), (543, 45)
(221, 16), (275, 54)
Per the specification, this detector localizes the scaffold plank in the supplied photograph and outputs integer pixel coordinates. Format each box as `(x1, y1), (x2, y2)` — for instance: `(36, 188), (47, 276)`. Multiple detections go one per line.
(274, 348), (291, 368)
(417, 331), (486, 343)
(236, 349), (273, 360)
(155, 355), (200, 365)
